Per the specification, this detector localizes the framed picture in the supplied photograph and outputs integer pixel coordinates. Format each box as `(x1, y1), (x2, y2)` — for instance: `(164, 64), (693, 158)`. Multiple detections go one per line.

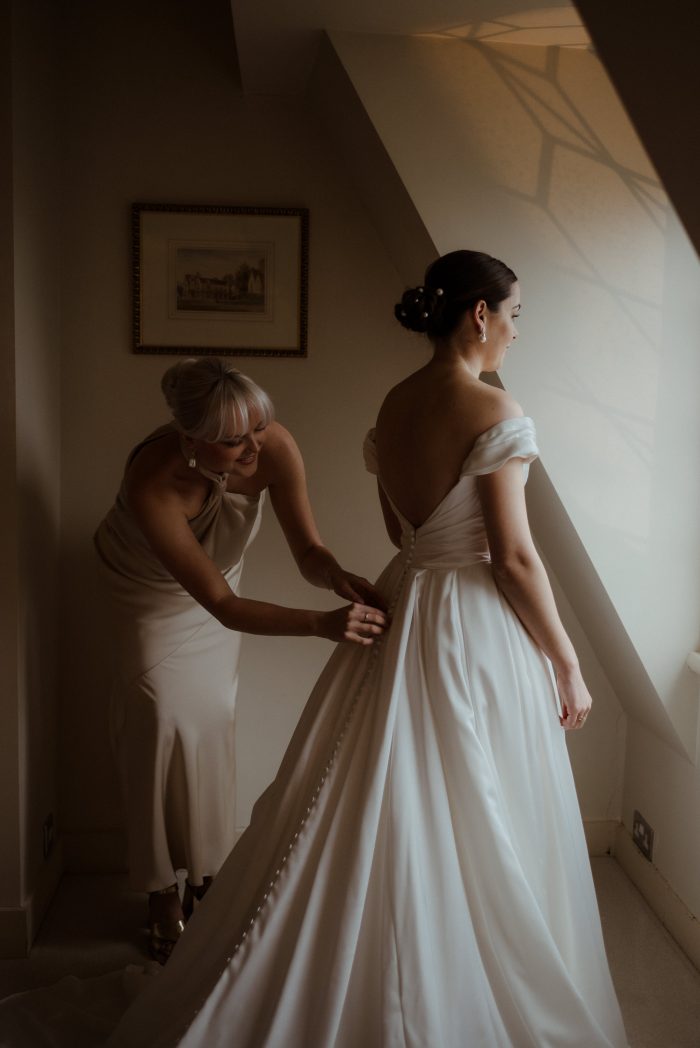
(132, 203), (309, 357)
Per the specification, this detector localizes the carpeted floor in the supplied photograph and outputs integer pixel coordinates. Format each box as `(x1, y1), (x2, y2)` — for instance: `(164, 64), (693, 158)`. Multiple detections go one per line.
(1, 857), (699, 1046)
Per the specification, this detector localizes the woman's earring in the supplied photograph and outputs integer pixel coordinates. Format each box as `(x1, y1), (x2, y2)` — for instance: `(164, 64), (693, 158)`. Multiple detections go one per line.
(180, 434), (197, 468)
(479, 327), (487, 344)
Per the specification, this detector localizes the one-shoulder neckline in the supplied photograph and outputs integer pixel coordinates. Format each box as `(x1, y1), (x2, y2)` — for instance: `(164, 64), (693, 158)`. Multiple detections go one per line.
(224, 488), (263, 504)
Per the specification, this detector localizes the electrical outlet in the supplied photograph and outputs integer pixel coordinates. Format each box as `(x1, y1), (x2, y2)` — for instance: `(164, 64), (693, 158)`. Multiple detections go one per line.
(632, 810), (654, 862)
(42, 813), (54, 860)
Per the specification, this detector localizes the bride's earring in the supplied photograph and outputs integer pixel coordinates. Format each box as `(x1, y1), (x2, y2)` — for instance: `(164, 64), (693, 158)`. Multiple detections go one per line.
(188, 454), (197, 469)
(479, 326), (487, 344)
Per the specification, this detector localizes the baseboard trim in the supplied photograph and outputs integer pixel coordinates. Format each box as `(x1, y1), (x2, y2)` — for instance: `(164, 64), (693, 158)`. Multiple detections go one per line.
(0, 841), (64, 958)
(613, 823), (700, 971)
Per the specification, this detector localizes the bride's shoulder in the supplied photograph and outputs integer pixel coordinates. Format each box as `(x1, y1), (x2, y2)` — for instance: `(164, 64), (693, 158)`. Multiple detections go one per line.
(468, 386), (524, 433)
(376, 368), (424, 413)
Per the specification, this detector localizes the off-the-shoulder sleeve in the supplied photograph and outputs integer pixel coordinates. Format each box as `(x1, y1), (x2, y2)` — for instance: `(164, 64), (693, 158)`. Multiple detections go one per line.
(462, 417), (539, 476)
(363, 427), (379, 475)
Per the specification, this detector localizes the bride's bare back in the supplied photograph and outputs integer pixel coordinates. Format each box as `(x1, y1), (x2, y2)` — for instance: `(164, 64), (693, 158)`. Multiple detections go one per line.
(375, 362), (522, 528)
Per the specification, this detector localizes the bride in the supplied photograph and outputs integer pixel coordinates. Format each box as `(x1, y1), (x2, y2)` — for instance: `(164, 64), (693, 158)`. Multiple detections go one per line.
(93, 251), (626, 1045)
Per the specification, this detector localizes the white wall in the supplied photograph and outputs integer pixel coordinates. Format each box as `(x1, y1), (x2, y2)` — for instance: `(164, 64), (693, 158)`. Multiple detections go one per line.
(618, 216), (700, 916)
(0, 0), (22, 920)
(13, 0), (62, 891)
(0, 0), (62, 955)
(327, 31), (700, 915)
(56, 0), (424, 859)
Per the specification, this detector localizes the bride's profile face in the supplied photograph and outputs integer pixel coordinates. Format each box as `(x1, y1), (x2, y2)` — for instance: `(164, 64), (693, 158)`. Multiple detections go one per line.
(487, 283), (521, 368)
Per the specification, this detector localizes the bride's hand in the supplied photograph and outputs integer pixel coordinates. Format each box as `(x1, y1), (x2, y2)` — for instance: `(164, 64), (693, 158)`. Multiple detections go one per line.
(327, 569), (388, 613)
(556, 667), (592, 731)
(320, 603), (388, 645)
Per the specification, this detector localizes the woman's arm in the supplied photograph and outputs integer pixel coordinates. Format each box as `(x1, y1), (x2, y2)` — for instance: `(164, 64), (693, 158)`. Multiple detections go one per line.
(476, 460), (591, 730)
(127, 480), (385, 646)
(265, 426), (387, 609)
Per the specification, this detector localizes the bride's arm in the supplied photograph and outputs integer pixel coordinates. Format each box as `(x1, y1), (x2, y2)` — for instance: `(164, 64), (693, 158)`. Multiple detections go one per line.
(477, 460), (591, 730)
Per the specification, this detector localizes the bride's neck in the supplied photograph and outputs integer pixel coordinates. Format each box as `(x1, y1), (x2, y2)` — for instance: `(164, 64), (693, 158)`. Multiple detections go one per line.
(430, 336), (485, 379)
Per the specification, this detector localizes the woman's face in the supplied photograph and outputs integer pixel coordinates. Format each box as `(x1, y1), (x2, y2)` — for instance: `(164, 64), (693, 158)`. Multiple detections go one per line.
(194, 406), (269, 476)
(485, 283), (521, 369)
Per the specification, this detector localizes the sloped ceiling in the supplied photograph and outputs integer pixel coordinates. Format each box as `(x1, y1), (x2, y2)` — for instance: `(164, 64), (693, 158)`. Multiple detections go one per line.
(231, 1), (588, 94)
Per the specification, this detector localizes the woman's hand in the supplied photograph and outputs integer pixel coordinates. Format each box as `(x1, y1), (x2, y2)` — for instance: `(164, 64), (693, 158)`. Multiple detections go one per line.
(263, 428), (389, 613)
(556, 666), (592, 730)
(326, 568), (388, 612)
(319, 603), (388, 646)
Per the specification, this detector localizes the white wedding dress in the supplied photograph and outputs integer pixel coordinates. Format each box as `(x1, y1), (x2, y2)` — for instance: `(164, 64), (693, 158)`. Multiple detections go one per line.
(105, 416), (627, 1047)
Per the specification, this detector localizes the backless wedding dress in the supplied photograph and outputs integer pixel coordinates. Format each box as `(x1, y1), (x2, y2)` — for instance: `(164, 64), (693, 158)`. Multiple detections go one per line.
(104, 416), (627, 1047)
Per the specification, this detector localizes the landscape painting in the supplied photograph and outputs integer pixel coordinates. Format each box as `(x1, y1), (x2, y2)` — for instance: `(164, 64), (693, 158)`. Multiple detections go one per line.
(175, 245), (270, 315)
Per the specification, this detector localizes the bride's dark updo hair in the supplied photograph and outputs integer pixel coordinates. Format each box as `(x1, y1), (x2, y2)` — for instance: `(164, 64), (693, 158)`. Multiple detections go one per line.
(395, 250), (517, 338)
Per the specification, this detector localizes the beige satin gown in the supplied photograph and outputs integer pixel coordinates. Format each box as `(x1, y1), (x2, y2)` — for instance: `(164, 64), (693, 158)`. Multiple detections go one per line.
(94, 425), (264, 892)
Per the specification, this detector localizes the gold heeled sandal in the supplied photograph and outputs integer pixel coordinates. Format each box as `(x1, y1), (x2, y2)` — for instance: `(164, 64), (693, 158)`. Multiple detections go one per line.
(149, 918), (186, 964)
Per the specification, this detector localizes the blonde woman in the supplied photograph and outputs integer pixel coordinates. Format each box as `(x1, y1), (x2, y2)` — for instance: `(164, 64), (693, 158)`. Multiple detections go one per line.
(94, 358), (386, 963)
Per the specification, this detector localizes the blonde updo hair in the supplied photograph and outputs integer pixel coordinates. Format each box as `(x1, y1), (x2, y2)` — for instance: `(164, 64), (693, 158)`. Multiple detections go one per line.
(161, 358), (275, 442)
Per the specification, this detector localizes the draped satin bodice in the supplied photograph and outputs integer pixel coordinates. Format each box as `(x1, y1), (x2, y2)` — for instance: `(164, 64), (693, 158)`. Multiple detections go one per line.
(364, 417), (539, 571)
(95, 424), (264, 591)
(388, 480), (492, 570)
